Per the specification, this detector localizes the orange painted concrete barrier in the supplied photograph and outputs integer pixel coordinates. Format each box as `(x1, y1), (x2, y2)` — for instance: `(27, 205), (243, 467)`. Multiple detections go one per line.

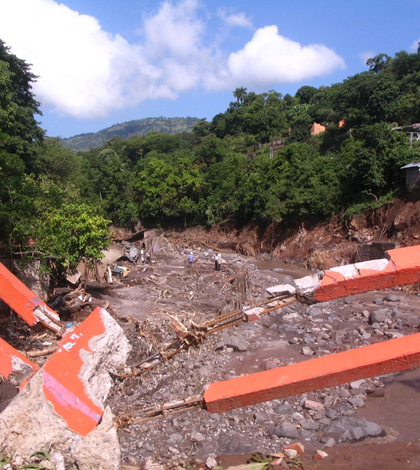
(204, 332), (420, 413)
(0, 262), (61, 331)
(0, 337), (38, 387)
(42, 307), (106, 436)
(313, 245), (420, 302)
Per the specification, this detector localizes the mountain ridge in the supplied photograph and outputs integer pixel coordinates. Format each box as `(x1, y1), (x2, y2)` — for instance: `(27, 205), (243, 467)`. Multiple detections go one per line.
(61, 116), (201, 152)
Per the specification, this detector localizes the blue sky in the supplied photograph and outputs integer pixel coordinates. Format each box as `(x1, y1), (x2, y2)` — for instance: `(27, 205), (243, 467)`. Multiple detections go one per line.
(1, 0), (419, 138)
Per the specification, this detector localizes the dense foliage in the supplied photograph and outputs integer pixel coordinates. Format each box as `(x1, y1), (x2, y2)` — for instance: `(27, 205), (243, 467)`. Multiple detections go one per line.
(2, 40), (420, 261)
(0, 40), (111, 268)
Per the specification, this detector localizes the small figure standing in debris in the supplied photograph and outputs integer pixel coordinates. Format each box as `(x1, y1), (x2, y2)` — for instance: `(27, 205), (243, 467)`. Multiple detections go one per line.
(188, 252), (195, 266)
(145, 251), (151, 264)
(140, 249), (145, 264)
(215, 253), (222, 271)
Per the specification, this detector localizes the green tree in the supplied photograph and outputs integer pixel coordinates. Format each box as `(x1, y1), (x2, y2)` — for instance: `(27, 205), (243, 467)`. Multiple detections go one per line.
(233, 87), (248, 104)
(366, 53), (392, 74)
(295, 85), (318, 104)
(36, 203), (111, 269)
(263, 144), (341, 223)
(0, 39), (44, 172)
(0, 39), (44, 248)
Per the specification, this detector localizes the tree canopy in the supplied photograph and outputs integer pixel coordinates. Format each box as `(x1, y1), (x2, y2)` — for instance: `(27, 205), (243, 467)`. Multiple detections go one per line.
(2, 40), (420, 261)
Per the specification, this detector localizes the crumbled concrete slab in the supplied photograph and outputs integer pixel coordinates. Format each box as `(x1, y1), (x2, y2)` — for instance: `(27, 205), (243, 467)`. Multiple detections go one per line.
(295, 274), (321, 295)
(266, 284), (297, 297)
(0, 337), (38, 387)
(243, 306), (265, 321)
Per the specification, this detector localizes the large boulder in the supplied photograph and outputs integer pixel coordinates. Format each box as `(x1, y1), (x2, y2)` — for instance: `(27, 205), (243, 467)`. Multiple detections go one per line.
(0, 308), (131, 470)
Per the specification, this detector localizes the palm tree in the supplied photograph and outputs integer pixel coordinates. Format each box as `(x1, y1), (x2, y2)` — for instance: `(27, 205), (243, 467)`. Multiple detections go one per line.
(233, 87), (248, 104)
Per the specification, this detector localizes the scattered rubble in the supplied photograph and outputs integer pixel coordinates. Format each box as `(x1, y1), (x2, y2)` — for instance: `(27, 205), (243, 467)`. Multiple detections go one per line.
(2, 232), (420, 469)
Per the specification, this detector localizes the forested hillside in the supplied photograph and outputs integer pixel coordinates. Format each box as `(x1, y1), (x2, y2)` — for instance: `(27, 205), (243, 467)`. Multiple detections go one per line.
(2, 37), (420, 268)
(62, 117), (201, 152)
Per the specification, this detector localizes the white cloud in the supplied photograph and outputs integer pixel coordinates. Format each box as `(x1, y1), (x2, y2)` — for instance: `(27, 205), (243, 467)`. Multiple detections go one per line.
(0, 0), (137, 118)
(0, 0), (345, 119)
(223, 26), (345, 88)
(143, 0), (204, 60)
(217, 9), (253, 29)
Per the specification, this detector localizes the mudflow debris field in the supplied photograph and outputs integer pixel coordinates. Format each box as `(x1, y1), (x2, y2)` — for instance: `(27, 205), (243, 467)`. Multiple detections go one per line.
(3, 243), (420, 470)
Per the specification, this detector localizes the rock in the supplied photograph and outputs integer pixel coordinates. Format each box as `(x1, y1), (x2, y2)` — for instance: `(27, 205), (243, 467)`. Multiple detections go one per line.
(0, 309), (131, 470)
(325, 417), (358, 435)
(387, 331), (404, 339)
(301, 420), (319, 431)
(284, 449), (298, 458)
(369, 310), (389, 324)
(319, 418), (331, 426)
(223, 335), (248, 352)
(199, 366), (212, 377)
(313, 450), (329, 460)
(274, 404), (293, 415)
(253, 412), (266, 423)
(350, 427), (366, 441)
(368, 388), (385, 398)
(338, 430), (352, 442)
(322, 437), (336, 448)
(348, 397), (365, 408)
(372, 298), (384, 305)
(302, 346), (314, 356)
(270, 422), (300, 439)
(339, 387), (351, 398)
(282, 313), (303, 322)
(304, 400), (324, 412)
(291, 412), (305, 421)
(168, 433), (183, 443)
(266, 284), (296, 296)
(307, 307), (323, 317)
(325, 408), (338, 419)
(398, 314), (420, 328)
(384, 294), (401, 302)
(206, 454), (218, 469)
(360, 419), (385, 438)
(282, 442), (305, 455)
(49, 454), (65, 470)
(349, 379), (366, 390)
(361, 310), (371, 319)
(338, 403), (356, 416)
(261, 359), (279, 371)
(323, 396), (338, 408)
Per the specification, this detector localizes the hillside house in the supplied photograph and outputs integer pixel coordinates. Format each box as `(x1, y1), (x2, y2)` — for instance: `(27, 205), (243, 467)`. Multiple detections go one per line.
(401, 162), (420, 190)
(310, 122), (326, 135)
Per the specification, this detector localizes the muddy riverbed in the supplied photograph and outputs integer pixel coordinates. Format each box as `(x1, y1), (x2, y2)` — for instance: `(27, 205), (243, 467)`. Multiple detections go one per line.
(96, 246), (420, 470)
(2, 238), (420, 470)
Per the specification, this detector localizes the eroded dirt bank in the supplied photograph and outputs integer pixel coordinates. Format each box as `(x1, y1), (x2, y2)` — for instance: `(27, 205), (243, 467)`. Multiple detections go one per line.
(186, 196), (420, 271)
